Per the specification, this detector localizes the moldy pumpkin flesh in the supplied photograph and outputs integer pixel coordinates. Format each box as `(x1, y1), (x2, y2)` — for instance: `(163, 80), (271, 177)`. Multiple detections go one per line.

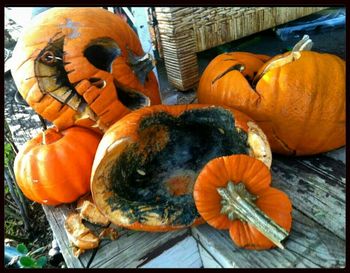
(197, 49), (345, 155)
(11, 8), (161, 132)
(91, 104), (271, 232)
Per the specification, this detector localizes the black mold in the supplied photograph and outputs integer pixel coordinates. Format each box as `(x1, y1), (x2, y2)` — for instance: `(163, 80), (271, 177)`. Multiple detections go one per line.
(108, 107), (249, 226)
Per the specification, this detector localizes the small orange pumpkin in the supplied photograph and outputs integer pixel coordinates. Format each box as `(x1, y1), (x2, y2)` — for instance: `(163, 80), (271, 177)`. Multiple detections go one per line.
(91, 104), (272, 232)
(197, 36), (345, 155)
(11, 8), (161, 132)
(14, 126), (101, 206)
(194, 154), (292, 250)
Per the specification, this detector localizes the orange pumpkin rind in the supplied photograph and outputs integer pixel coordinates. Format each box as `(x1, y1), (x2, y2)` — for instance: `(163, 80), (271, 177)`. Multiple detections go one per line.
(11, 8), (161, 133)
(14, 126), (102, 206)
(64, 212), (100, 257)
(194, 154), (292, 250)
(197, 35), (345, 156)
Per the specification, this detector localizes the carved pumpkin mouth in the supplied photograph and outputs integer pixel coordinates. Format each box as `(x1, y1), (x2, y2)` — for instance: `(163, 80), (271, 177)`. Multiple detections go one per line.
(34, 35), (151, 124)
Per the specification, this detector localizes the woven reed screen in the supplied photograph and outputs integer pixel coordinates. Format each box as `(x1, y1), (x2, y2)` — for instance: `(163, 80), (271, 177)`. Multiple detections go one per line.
(155, 7), (327, 90)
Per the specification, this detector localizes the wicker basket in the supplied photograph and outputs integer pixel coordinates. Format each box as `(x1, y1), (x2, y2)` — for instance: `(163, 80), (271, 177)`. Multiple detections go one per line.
(155, 7), (327, 91)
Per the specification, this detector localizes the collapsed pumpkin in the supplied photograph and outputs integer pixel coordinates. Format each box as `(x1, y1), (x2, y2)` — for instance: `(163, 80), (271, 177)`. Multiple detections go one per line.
(14, 126), (101, 206)
(91, 104), (272, 232)
(194, 154), (292, 250)
(197, 35), (345, 155)
(11, 7), (161, 132)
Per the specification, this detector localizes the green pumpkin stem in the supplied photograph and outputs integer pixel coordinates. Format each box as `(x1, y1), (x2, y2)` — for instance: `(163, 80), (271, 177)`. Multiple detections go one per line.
(217, 181), (289, 249)
(127, 47), (155, 85)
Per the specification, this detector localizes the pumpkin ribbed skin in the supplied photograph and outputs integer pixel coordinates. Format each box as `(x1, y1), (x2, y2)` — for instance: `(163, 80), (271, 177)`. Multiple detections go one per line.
(91, 104), (272, 232)
(198, 51), (345, 155)
(194, 154), (292, 250)
(11, 8), (160, 132)
(14, 127), (102, 206)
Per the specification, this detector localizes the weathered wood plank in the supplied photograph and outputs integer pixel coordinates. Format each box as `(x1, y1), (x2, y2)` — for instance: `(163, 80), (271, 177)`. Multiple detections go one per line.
(198, 244), (222, 268)
(42, 204), (84, 268)
(86, 229), (189, 268)
(324, 147), (345, 165)
(192, 209), (345, 268)
(140, 236), (202, 268)
(44, 203), (194, 268)
(271, 153), (345, 239)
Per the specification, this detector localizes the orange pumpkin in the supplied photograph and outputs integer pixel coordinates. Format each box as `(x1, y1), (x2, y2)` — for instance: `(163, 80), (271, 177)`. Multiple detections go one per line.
(11, 8), (161, 132)
(194, 154), (292, 250)
(91, 104), (272, 232)
(197, 37), (345, 155)
(14, 126), (102, 206)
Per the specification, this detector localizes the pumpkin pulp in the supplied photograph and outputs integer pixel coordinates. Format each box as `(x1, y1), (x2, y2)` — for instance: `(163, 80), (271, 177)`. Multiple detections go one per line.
(218, 181), (289, 249)
(107, 107), (251, 227)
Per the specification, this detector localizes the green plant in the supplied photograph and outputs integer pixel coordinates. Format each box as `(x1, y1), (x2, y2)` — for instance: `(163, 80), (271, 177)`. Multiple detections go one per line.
(4, 142), (15, 168)
(16, 243), (48, 268)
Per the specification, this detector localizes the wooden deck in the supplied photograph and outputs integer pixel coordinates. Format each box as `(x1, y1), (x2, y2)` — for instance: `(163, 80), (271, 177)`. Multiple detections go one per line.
(5, 72), (346, 268)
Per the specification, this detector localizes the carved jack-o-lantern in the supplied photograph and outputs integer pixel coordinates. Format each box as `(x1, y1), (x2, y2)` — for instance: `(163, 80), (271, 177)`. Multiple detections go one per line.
(11, 7), (161, 132)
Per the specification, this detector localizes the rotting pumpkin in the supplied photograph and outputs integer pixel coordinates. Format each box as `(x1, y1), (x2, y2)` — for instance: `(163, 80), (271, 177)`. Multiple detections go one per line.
(14, 126), (101, 206)
(90, 104), (272, 232)
(197, 35), (345, 155)
(194, 154), (292, 250)
(11, 7), (161, 133)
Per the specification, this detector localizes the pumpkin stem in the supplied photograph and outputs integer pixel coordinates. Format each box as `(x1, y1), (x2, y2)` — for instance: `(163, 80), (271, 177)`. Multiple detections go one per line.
(127, 47), (155, 86)
(42, 130), (47, 145)
(252, 35), (313, 87)
(217, 181), (289, 249)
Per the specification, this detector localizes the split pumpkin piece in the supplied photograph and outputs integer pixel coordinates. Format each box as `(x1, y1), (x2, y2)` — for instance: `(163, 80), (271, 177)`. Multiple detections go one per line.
(197, 35), (345, 155)
(91, 104), (272, 232)
(77, 194), (110, 227)
(64, 212), (100, 257)
(64, 195), (119, 257)
(193, 154), (292, 250)
(99, 227), (119, 241)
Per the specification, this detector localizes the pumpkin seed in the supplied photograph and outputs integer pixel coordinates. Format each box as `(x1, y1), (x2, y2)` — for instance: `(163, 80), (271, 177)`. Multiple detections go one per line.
(218, 128), (225, 134)
(137, 169), (146, 176)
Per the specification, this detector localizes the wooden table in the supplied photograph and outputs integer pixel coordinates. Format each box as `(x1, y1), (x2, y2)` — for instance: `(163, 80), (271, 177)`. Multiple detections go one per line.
(5, 72), (345, 268)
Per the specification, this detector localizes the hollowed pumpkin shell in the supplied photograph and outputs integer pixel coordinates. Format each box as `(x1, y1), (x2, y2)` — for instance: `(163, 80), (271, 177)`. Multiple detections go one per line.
(91, 104), (271, 231)
(11, 8), (161, 132)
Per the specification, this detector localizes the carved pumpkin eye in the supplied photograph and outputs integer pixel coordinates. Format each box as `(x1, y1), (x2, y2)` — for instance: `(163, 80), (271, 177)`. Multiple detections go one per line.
(84, 38), (121, 73)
